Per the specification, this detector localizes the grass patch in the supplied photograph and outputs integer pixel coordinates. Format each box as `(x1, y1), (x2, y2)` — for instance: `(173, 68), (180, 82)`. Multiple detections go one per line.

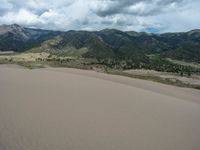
(166, 58), (200, 69)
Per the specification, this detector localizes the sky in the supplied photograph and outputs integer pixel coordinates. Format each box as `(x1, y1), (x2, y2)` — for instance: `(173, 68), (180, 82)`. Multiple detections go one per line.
(0, 0), (199, 33)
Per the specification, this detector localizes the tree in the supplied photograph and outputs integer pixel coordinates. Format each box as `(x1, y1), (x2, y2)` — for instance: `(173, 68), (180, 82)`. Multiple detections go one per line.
(187, 71), (191, 77)
(180, 71), (183, 76)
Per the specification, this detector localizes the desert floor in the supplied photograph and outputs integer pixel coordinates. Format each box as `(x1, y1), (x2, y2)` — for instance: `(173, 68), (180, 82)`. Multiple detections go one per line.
(0, 64), (200, 150)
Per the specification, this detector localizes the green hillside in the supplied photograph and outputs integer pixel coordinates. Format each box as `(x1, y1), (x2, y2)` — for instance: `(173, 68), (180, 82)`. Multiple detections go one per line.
(1, 24), (200, 65)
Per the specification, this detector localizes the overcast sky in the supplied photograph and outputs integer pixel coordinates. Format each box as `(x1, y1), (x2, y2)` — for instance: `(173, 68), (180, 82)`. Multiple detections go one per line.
(0, 0), (199, 32)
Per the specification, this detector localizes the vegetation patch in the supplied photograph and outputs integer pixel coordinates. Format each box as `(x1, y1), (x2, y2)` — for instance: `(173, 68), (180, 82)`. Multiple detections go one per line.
(0, 52), (200, 90)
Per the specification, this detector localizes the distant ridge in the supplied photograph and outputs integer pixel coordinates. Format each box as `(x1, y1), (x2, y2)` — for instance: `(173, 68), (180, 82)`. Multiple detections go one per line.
(0, 24), (62, 52)
(0, 24), (200, 62)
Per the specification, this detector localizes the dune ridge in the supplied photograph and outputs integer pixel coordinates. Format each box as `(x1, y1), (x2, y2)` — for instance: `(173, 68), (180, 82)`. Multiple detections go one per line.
(0, 65), (200, 150)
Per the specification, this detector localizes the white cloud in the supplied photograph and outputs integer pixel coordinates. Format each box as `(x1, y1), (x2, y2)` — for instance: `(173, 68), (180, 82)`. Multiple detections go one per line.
(127, 2), (147, 14)
(0, 9), (38, 25)
(0, 0), (199, 32)
(148, 0), (200, 32)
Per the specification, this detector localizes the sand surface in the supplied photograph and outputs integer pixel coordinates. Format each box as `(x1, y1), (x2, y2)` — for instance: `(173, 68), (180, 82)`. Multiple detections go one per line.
(0, 65), (200, 150)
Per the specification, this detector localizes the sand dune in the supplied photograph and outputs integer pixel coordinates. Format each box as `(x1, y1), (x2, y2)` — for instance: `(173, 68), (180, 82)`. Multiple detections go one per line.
(0, 65), (200, 150)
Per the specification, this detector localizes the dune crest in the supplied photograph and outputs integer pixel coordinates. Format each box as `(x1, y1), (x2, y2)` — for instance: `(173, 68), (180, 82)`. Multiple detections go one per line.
(0, 65), (200, 150)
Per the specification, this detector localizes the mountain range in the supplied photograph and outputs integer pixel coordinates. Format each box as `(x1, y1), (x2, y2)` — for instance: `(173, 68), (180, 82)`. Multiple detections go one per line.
(0, 24), (200, 63)
(0, 24), (61, 52)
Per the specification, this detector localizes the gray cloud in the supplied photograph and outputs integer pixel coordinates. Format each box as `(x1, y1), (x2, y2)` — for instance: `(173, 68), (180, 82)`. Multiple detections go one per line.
(90, 0), (185, 17)
(0, 0), (199, 32)
(0, 0), (13, 15)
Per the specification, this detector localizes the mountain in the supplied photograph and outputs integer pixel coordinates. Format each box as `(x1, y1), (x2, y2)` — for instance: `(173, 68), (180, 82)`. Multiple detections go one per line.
(155, 30), (200, 62)
(0, 24), (62, 52)
(30, 29), (148, 62)
(0, 24), (200, 63)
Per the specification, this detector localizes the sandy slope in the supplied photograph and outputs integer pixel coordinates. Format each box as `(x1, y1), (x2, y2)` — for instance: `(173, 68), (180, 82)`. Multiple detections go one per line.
(0, 65), (200, 150)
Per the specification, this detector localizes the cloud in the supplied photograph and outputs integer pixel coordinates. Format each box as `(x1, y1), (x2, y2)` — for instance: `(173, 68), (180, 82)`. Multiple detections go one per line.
(152, 0), (200, 32)
(0, 0), (199, 32)
(0, 9), (38, 25)
(0, 0), (13, 14)
(89, 0), (185, 17)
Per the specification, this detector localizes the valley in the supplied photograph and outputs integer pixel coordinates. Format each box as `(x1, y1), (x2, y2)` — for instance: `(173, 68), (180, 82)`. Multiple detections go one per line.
(0, 51), (200, 89)
(0, 24), (200, 89)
